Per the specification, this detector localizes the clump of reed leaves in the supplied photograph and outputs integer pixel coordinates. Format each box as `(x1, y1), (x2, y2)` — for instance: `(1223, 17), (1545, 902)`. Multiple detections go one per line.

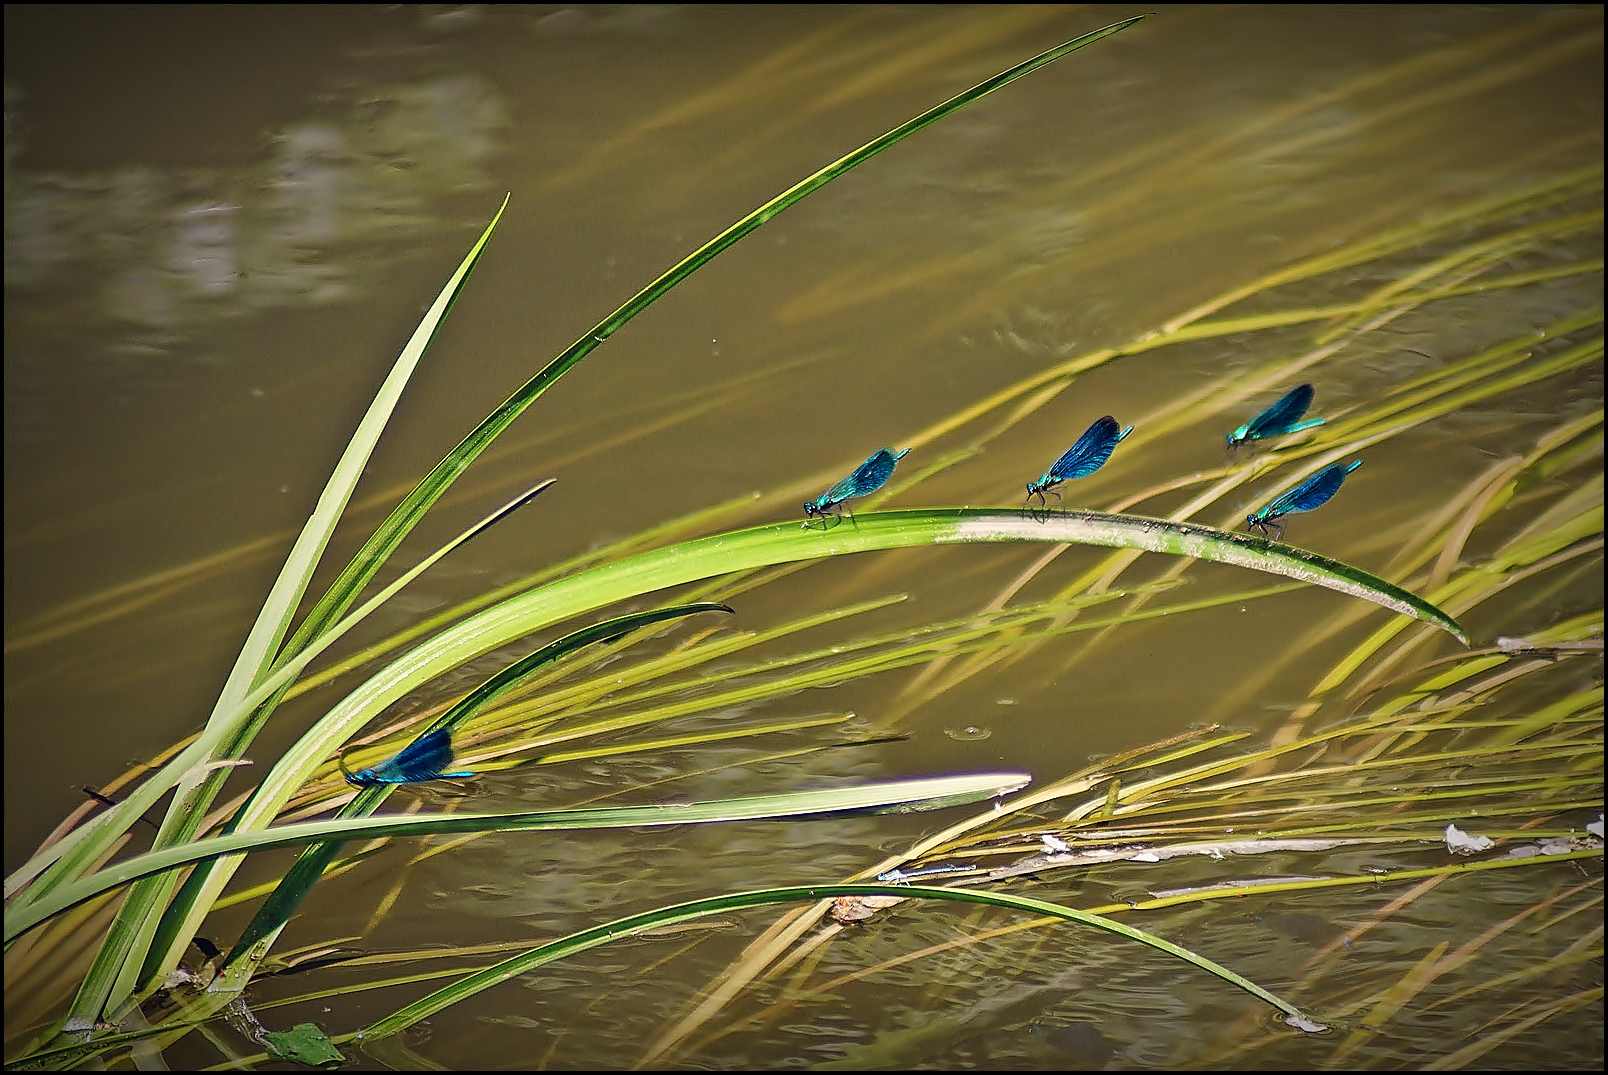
(5, 11), (1601, 1070)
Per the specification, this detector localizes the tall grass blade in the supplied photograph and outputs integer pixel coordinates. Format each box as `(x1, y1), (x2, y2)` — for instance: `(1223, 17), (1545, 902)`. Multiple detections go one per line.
(40, 198), (515, 1031)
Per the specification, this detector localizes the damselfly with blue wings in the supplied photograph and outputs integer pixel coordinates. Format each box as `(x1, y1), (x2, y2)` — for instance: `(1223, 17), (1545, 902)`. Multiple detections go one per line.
(804, 447), (909, 526)
(340, 727), (473, 787)
(1226, 384), (1325, 450)
(1024, 416), (1133, 507)
(1245, 460), (1361, 539)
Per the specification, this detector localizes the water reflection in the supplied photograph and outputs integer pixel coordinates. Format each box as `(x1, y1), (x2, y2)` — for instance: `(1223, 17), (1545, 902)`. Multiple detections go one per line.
(5, 74), (506, 343)
(1027, 1021), (1116, 1070)
(1256, 910), (1353, 949)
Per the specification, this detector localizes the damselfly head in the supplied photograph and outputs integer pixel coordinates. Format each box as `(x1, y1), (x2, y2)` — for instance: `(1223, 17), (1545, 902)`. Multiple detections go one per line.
(336, 751), (375, 788)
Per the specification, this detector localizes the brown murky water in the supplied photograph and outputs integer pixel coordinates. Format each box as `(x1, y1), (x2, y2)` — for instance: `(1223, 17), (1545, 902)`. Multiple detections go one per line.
(5, 5), (1601, 1068)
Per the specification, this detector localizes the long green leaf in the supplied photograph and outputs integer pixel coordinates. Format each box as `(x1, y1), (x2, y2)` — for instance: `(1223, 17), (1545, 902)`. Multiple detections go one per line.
(364, 509), (1468, 701)
(8, 199), (516, 910)
(4, 774), (1031, 943)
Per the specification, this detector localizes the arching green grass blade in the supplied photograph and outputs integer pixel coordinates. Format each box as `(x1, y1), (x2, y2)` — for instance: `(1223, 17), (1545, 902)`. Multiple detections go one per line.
(399, 509), (1467, 690)
(189, 506), (1460, 936)
(355, 883), (1315, 1046)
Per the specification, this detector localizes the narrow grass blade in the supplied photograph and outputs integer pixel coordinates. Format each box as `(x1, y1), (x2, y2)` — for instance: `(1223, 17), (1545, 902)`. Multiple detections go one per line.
(10, 199), (516, 911)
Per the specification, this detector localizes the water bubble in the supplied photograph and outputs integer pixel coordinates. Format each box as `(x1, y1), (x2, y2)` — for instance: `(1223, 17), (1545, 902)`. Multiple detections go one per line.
(944, 725), (991, 741)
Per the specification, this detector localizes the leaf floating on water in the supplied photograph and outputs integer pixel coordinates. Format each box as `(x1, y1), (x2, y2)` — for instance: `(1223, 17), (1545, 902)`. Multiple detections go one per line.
(1444, 822), (1495, 854)
(265, 1022), (345, 1066)
(1283, 1012), (1330, 1034)
(829, 894), (906, 924)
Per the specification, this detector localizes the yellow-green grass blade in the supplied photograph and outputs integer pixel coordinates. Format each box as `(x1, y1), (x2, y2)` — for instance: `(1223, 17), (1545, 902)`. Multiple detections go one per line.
(4, 774), (1030, 945)
(468, 587), (1156, 739)
(1156, 162), (1601, 333)
(42, 199), (515, 1032)
(506, 586), (1301, 757)
(1313, 209), (1603, 344)
(1313, 505), (1601, 696)
(522, 713), (853, 767)
(424, 603), (733, 741)
(8, 199), (515, 912)
(462, 593), (911, 729)
(1129, 258), (1606, 347)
